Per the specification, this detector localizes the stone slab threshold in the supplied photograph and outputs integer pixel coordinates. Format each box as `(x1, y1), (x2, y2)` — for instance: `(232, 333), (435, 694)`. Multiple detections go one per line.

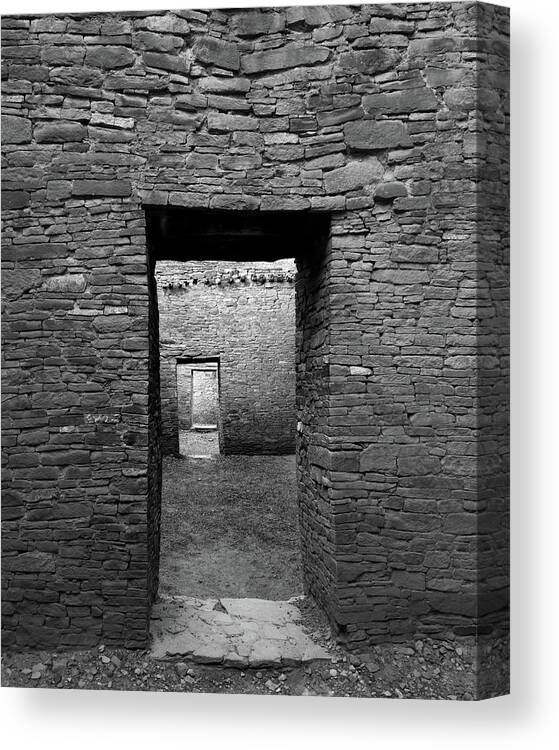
(150, 595), (331, 668)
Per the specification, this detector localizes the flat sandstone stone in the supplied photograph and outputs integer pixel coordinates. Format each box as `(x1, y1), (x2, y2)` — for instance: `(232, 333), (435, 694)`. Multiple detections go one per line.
(85, 45), (135, 69)
(324, 158), (383, 194)
(363, 88), (439, 114)
(150, 595), (331, 667)
(2, 114), (32, 144)
(242, 43), (330, 74)
(34, 121), (86, 143)
(344, 120), (412, 150)
(193, 36), (240, 71)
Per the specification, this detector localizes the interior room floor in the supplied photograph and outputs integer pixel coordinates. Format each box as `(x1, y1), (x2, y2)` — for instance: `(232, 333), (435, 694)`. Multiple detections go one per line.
(158, 453), (302, 600)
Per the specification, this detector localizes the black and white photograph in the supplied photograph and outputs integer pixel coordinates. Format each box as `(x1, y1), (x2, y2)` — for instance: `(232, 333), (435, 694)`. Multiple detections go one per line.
(3, 0), (548, 744)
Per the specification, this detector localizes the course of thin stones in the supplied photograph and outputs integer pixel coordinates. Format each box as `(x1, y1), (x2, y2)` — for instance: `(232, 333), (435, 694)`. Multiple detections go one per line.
(150, 595), (331, 667)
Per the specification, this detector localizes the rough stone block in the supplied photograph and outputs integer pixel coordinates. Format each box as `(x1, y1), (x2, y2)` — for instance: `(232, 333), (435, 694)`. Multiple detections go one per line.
(241, 43), (330, 74)
(374, 181), (408, 199)
(207, 113), (258, 132)
(372, 269), (430, 284)
(44, 274), (87, 293)
(344, 120), (412, 151)
(2, 114), (32, 144)
(141, 14), (190, 35)
(3, 553), (55, 573)
(143, 51), (189, 74)
(389, 244), (439, 262)
(198, 76), (251, 93)
(193, 36), (240, 71)
(337, 49), (400, 74)
(85, 45), (135, 69)
(71, 179), (132, 196)
(2, 191), (29, 209)
(360, 445), (397, 473)
(392, 571), (426, 590)
(324, 158), (383, 193)
(135, 31), (183, 53)
(363, 88), (439, 114)
(232, 11), (285, 37)
(34, 121), (87, 143)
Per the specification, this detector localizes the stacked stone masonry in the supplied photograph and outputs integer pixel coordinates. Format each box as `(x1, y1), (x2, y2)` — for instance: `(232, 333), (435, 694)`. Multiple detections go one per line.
(1, 1), (509, 672)
(155, 258), (296, 455)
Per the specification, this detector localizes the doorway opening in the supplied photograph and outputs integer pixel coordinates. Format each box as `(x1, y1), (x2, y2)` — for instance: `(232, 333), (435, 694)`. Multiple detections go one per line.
(145, 207), (331, 623)
(176, 358), (220, 458)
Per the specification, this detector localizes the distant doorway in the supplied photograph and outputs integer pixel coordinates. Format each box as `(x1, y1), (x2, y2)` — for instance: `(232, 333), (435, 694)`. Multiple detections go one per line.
(191, 367), (218, 429)
(176, 359), (220, 458)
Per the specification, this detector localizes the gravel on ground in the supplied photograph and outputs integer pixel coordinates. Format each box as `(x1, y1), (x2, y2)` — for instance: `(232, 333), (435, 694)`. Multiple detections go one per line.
(2, 595), (509, 699)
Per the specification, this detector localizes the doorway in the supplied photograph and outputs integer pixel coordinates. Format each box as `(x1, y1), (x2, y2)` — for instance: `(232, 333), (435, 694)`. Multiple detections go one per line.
(145, 207), (331, 613)
(176, 359), (220, 458)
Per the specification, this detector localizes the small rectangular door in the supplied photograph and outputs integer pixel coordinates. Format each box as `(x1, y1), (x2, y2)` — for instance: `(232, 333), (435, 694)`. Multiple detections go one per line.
(191, 368), (219, 428)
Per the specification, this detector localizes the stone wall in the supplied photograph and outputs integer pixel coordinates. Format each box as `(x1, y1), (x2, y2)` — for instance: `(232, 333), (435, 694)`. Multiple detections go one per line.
(155, 258), (296, 455)
(1, 2), (509, 670)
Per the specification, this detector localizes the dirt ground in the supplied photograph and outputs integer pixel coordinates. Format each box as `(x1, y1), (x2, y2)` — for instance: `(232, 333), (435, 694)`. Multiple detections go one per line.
(158, 454), (303, 600)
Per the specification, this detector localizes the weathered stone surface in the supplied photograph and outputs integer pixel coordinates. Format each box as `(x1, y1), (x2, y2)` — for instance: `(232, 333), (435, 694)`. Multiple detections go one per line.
(389, 244), (439, 262)
(220, 153), (262, 170)
(2, 191), (30, 209)
(444, 87), (476, 110)
(363, 88), (439, 114)
(207, 113), (258, 132)
(360, 445), (397, 473)
(141, 14), (190, 35)
(375, 181), (408, 199)
(232, 11), (285, 37)
(41, 45), (85, 66)
(344, 119), (412, 150)
(398, 455), (441, 475)
(324, 158), (383, 193)
(337, 48), (400, 74)
(2, 114), (32, 144)
(198, 76), (251, 93)
(84, 45), (135, 69)
(241, 42), (330, 74)
(71, 179), (132, 196)
(34, 121), (86, 143)
(151, 595), (331, 666)
(184, 152), (218, 170)
(3, 553), (55, 573)
(287, 5), (352, 26)
(135, 31), (183, 53)
(43, 274), (87, 293)
(143, 51), (189, 73)
(207, 94), (251, 112)
(49, 65), (104, 86)
(317, 107), (363, 128)
(193, 36), (240, 71)
(46, 180), (72, 200)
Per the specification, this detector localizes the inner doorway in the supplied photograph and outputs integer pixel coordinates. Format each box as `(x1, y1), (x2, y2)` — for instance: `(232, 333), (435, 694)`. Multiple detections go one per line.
(191, 366), (218, 429)
(176, 359), (220, 458)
